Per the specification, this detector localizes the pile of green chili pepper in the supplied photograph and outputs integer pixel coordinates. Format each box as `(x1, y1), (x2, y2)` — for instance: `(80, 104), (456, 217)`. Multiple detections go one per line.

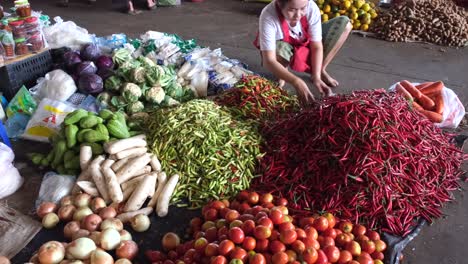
(215, 75), (299, 120)
(146, 99), (263, 208)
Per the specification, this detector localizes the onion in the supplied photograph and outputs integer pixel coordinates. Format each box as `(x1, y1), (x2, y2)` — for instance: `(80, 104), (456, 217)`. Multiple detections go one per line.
(60, 196), (74, 207)
(66, 237), (96, 260)
(90, 197), (106, 213)
(130, 214), (150, 232)
(29, 253), (39, 264)
(89, 249), (113, 264)
(42, 213), (60, 229)
(74, 193), (92, 208)
(38, 241), (65, 264)
(100, 218), (123, 231)
(162, 232), (180, 252)
(73, 207), (93, 222)
(72, 229), (90, 241)
(100, 228), (121, 250)
(64, 221), (81, 240)
(119, 230), (132, 241)
(58, 205), (77, 222)
(114, 259), (132, 264)
(98, 207), (117, 220)
(88, 231), (101, 246)
(37, 202), (57, 219)
(116, 240), (138, 260)
(0, 256), (10, 264)
(81, 214), (102, 232)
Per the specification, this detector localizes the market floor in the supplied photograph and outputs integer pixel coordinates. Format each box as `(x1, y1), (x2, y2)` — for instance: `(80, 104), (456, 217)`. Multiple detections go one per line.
(2, 0), (468, 263)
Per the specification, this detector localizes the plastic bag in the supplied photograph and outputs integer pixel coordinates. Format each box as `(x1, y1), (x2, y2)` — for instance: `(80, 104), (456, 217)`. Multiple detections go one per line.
(157, 0), (182, 6)
(43, 16), (93, 50)
(93, 33), (127, 54)
(0, 142), (24, 199)
(30, 69), (77, 102)
(35, 172), (75, 208)
(22, 98), (76, 142)
(6, 86), (37, 118)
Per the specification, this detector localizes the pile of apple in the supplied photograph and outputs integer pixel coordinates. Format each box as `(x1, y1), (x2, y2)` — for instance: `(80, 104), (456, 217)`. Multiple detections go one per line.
(146, 191), (387, 264)
(30, 193), (151, 264)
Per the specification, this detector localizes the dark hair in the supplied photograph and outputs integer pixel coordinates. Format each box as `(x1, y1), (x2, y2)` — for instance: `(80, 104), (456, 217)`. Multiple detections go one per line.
(277, 0), (290, 8)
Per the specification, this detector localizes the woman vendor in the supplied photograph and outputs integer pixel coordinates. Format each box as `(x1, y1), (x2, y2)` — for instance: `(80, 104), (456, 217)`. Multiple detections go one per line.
(255, 0), (352, 102)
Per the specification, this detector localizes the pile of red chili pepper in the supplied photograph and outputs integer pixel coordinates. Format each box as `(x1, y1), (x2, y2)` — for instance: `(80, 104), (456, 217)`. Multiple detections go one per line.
(215, 75), (299, 119)
(254, 89), (463, 236)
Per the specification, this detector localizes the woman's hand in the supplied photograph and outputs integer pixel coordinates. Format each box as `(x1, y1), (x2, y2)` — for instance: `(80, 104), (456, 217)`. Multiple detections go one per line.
(311, 77), (333, 97)
(292, 78), (314, 103)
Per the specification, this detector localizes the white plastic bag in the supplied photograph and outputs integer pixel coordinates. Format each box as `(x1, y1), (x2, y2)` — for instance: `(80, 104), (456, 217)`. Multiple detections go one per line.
(0, 143), (23, 199)
(35, 172), (75, 208)
(43, 17), (93, 50)
(30, 70), (77, 102)
(389, 82), (465, 129)
(22, 98), (76, 142)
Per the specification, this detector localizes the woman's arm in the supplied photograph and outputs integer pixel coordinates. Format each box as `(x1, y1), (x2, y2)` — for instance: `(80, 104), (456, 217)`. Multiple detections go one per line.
(309, 41), (331, 96)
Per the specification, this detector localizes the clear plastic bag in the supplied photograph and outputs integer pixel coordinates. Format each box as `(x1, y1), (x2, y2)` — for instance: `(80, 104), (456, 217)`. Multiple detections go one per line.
(6, 86), (37, 118)
(43, 16), (93, 50)
(30, 69), (77, 102)
(35, 172), (75, 208)
(0, 142), (23, 199)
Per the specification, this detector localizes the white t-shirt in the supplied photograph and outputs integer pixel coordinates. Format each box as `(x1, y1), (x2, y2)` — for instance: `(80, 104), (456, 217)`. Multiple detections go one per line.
(258, 0), (322, 51)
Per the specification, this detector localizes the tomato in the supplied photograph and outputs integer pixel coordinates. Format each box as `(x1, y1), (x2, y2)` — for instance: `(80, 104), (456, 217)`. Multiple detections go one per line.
(271, 251), (288, 264)
(371, 251), (384, 260)
(302, 237), (320, 250)
(269, 208), (284, 225)
(353, 224), (366, 236)
(167, 250), (178, 260)
(194, 237), (208, 251)
(366, 230), (380, 241)
(361, 240), (376, 254)
(282, 215), (293, 223)
(230, 220), (244, 229)
(220, 207), (231, 219)
(248, 192), (260, 205)
(211, 255), (227, 264)
(355, 235), (370, 243)
(348, 261), (360, 264)
(239, 214), (255, 222)
(321, 236), (335, 248)
(211, 201), (226, 210)
(239, 202), (251, 214)
(356, 254), (373, 264)
(374, 240), (387, 252)
(163, 260), (175, 264)
(278, 222), (295, 232)
(229, 227), (245, 244)
(205, 208), (218, 221)
(299, 217), (315, 228)
(337, 250), (353, 264)
(313, 216), (329, 232)
(195, 231), (206, 239)
(254, 226), (272, 240)
(295, 228), (306, 240)
(374, 260), (384, 264)
(260, 193), (274, 204)
(257, 217), (274, 230)
(280, 229), (297, 245)
(205, 243), (219, 257)
(262, 202), (275, 209)
(190, 217), (203, 229)
(304, 226), (319, 240)
(277, 206), (289, 216)
(285, 250), (297, 262)
(219, 240), (235, 256)
(184, 248), (196, 261)
(206, 227), (218, 242)
(229, 259), (243, 264)
(323, 213), (336, 229)
(269, 240), (286, 253)
(225, 210), (240, 223)
(146, 250), (166, 262)
(202, 221), (216, 231)
(242, 236), (256, 251)
(335, 228), (343, 236)
(221, 199), (230, 207)
(338, 221), (353, 234)
(255, 239), (269, 252)
(323, 246), (340, 263)
(218, 226), (229, 238)
(275, 197), (288, 206)
(270, 230), (280, 241)
(315, 249), (328, 264)
(230, 247), (248, 262)
(254, 212), (268, 222)
(237, 190), (249, 202)
(360, 252), (372, 259)
(288, 240), (303, 254)
(216, 219), (228, 229)
(335, 233), (352, 247)
(345, 241), (361, 257)
(322, 228), (337, 239)
(249, 253), (267, 264)
(241, 219), (256, 235)
(302, 248), (318, 264)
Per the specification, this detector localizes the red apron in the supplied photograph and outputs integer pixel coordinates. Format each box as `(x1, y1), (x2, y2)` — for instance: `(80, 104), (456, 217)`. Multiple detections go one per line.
(254, 2), (311, 72)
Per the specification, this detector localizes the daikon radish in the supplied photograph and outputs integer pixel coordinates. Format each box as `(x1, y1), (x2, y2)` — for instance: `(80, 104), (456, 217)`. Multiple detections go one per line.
(150, 155), (162, 172)
(111, 157), (131, 172)
(117, 155), (152, 184)
(72, 170), (92, 194)
(102, 159), (123, 203)
(101, 159), (115, 170)
(115, 147), (148, 160)
(122, 184), (137, 202)
(148, 171), (167, 208)
(76, 181), (99, 196)
(116, 207), (153, 223)
(80, 146), (93, 170)
(156, 174), (179, 217)
(109, 154), (118, 160)
(121, 175), (146, 191)
(147, 173), (158, 198)
(123, 175), (153, 212)
(90, 155), (110, 202)
(104, 135), (146, 154)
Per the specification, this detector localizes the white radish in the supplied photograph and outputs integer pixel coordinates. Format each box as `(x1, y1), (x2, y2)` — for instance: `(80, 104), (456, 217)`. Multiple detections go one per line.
(115, 147), (148, 160)
(147, 174), (157, 198)
(111, 157), (131, 172)
(72, 169), (92, 194)
(116, 154), (151, 184)
(80, 146), (93, 170)
(116, 207), (153, 223)
(123, 175), (153, 212)
(104, 135), (146, 154)
(76, 181), (99, 196)
(150, 155), (162, 172)
(148, 171), (167, 208)
(122, 184), (137, 202)
(90, 156), (110, 203)
(102, 160), (124, 203)
(156, 174), (179, 217)
(121, 175), (146, 191)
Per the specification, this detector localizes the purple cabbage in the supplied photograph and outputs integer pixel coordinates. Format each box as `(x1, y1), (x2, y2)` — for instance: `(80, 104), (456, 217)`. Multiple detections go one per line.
(96, 55), (114, 70)
(80, 43), (101, 61)
(76, 61), (98, 76)
(78, 73), (104, 94)
(63, 51), (82, 70)
(97, 68), (114, 80)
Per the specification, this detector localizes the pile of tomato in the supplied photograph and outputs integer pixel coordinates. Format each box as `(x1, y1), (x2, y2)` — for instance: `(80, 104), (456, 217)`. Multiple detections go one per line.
(146, 191), (387, 264)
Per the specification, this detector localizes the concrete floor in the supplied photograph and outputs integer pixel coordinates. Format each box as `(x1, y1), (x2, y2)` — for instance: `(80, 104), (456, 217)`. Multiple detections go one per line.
(2, 0), (468, 263)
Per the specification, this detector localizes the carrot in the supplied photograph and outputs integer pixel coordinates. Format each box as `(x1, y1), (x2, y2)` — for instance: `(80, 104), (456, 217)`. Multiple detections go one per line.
(417, 94), (435, 110)
(434, 94), (444, 114)
(400, 80), (422, 99)
(421, 110), (443, 123)
(395, 83), (413, 101)
(412, 102), (424, 112)
(420, 81), (444, 95)
(415, 82), (434, 90)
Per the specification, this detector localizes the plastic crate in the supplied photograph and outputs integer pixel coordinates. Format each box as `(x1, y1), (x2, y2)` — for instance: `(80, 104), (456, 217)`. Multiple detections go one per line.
(0, 49), (53, 101)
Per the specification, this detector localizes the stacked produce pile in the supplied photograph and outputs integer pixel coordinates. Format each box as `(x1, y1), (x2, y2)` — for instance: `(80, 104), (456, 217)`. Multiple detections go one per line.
(146, 100), (263, 207)
(215, 75), (299, 120)
(146, 191), (387, 264)
(316, 0), (378, 31)
(256, 89), (463, 236)
(372, 0), (468, 47)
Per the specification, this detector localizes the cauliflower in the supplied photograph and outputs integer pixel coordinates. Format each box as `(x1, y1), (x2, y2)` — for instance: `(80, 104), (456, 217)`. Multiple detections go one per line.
(126, 101), (145, 114)
(104, 76), (123, 92)
(131, 67), (146, 84)
(145, 86), (165, 104)
(122, 83), (142, 102)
